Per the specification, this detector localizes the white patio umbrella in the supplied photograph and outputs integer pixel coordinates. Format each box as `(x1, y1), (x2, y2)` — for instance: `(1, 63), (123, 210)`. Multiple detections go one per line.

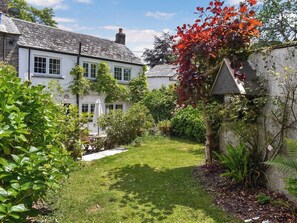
(94, 98), (103, 135)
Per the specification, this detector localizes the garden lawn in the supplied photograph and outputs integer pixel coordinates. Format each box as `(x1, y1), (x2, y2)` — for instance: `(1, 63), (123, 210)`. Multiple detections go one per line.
(45, 136), (240, 223)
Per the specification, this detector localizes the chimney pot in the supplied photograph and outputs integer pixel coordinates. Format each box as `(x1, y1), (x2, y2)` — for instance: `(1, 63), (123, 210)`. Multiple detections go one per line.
(115, 28), (126, 45)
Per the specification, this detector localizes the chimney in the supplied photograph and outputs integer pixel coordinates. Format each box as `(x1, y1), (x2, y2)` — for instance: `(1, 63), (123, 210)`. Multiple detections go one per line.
(115, 28), (126, 45)
(0, 0), (8, 14)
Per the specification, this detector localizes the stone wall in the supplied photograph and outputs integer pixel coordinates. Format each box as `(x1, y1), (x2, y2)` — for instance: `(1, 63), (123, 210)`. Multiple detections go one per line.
(219, 45), (297, 198)
(0, 34), (19, 70)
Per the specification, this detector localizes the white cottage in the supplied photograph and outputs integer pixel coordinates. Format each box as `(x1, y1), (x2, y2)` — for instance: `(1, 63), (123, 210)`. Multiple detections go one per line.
(146, 64), (178, 90)
(0, 14), (143, 134)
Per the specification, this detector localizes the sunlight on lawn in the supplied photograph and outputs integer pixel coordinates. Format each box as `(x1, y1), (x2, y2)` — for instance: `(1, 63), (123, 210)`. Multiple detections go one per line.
(44, 136), (240, 223)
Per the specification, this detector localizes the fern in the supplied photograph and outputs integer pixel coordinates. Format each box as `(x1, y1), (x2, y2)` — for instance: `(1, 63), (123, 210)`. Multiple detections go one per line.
(216, 143), (249, 184)
(265, 138), (297, 197)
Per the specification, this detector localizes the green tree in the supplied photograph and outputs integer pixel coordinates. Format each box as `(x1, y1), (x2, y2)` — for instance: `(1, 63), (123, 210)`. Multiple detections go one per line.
(257, 0), (297, 42)
(142, 32), (174, 68)
(128, 66), (149, 103)
(141, 85), (177, 122)
(8, 0), (57, 27)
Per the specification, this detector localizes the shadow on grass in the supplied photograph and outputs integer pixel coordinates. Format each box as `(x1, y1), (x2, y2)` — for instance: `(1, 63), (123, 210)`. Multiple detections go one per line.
(109, 164), (233, 223)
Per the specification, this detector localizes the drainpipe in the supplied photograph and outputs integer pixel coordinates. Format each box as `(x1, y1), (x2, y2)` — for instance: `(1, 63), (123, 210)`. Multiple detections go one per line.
(2, 33), (5, 61)
(28, 48), (31, 80)
(76, 42), (82, 106)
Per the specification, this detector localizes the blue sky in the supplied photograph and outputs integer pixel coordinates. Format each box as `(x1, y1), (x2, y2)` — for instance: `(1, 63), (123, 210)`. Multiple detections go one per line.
(25, 0), (240, 58)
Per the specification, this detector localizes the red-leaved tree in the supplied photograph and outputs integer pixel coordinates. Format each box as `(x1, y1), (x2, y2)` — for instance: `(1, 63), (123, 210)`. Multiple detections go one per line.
(173, 0), (262, 164)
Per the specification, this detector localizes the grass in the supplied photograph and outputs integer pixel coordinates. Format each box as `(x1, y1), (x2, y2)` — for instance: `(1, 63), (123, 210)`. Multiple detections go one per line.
(44, 136), (240, 223)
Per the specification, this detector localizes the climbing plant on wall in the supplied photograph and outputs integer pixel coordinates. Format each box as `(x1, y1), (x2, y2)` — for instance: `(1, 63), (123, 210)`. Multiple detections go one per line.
(69, 65), (91, 103)
(173, 0), (262, 164)
(92, 62), (130, 103)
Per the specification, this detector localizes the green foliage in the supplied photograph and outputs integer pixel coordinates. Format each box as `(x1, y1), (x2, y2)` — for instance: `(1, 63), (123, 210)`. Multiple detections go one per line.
(256, 193), (271, 205)
(266, 139), (297, 197)
(142, 32), (174, 68)
(0, 63), (75, 221)
(257, 0), (297, 42)
(92, 62), (129, 103)
(171, 106), (205, 143)
(216, 143), (249, 185)
(98, 103), (154, 149)
(9, 0), (57, 27)
(69, 65), (91, 97)
(157, 120), (172, 136)
(141, 85), (177, 122)
(57, 105), (90, 159)
(128, 68), (149, 103)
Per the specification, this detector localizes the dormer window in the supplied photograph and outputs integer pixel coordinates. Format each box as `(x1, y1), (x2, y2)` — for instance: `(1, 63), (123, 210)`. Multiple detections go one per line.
(114, 66), (131, 81)
(83, 62), (97, 79)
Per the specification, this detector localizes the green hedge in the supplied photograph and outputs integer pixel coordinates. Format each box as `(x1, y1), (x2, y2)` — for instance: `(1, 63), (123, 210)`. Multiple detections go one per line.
(171, 106), (205, 143)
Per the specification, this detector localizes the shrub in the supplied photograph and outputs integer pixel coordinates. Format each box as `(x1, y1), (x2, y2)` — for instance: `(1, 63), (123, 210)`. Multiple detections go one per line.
(98, 103), (154, 149)
(141, 85), (177, 122)
(157, 120), (172, 136)
(171, 106), (205, 143)
(216, 143), (249, 185)
(57, 105), (90, 159)
(0, 63), (75, 221)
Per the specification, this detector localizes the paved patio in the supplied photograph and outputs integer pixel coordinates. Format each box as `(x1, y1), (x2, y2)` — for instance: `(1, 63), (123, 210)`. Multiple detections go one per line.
(82, 148), (127, 161)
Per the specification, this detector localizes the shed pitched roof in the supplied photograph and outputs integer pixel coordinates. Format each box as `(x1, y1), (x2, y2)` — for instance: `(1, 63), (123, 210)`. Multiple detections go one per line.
(11, 18), (143, 65)
(211, 58), (260, 95)
(146, 64), (178, 78)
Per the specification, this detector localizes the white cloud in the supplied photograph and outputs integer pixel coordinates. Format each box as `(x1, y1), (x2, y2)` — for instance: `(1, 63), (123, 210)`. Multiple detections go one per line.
(99, 25), (120, 31)
(57, 24), (94, 32)
(98, 26), (173, 58)
(54, 17), (76, 23)
(26, 0), (62, 7)
(145, 11), (176, 20)
(74, 0), (91, 4)
(226, 0), (242, 5)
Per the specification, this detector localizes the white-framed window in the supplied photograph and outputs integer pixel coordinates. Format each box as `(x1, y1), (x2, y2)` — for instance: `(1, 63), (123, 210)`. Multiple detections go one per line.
(33, 56), (61, 76)
(113, 67), (131, 81)
(81, 103), (96, 122)
(105, 103), (124, 114)
(83, 62), (97, 79)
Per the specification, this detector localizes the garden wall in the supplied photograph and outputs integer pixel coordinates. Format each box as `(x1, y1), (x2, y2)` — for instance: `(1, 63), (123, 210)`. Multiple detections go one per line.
(219, 45), (297, 197)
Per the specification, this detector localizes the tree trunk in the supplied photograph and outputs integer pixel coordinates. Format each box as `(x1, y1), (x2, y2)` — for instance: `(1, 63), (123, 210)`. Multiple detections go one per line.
(202, 100), (213, 165)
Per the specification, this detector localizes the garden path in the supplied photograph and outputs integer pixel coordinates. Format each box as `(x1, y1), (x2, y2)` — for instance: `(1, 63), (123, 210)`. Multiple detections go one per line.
(82, 148), (127, 161)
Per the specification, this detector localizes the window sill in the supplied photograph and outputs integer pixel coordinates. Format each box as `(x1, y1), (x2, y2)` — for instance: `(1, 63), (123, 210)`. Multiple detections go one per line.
(117, 80), (130, 84)
(32, 74), (65, 79)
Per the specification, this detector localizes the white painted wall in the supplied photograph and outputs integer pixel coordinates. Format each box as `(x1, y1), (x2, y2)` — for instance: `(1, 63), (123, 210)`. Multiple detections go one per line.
(219, 46), (297, 198)
(18, 48), (143, 134)
(147, 77), (176, 90)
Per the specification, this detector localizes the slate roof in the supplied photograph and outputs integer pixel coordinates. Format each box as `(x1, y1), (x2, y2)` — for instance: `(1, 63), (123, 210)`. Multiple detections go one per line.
(211, 58), (260, 95)
(146, 64), (178, 78)
(0, 15), (20, 35)
(10, 18), (143, 65)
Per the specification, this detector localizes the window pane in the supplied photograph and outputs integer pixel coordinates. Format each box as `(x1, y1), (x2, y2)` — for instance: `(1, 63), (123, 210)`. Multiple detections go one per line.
(123, 68), (131, 81)
(34, 57), (46, 74)
(90, 104), (95, 114)
(83, 63), (89, 77)
(91, 64), (97, 78)
(105, 104), (114, 113)
(49, 59), (61, 75)
(82, 104), (88, 113)
(115, 104), (123, 111)
(114, 67), (122, 80)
